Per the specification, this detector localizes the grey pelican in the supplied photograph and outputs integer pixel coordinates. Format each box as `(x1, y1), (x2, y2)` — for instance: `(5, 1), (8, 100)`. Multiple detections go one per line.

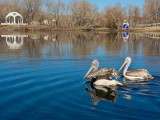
(84, 60), (123, 87)
(118, 57), (153, 80)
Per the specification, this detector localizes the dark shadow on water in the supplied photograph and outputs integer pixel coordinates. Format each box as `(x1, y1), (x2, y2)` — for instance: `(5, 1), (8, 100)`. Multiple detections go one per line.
(84, 81), (120, 105)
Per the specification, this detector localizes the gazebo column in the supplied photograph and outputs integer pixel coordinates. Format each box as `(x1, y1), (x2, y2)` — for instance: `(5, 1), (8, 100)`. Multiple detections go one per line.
(10, 36), (11, 41)
(13, 17), (16, 24)
(18, 19), (20, 24)
(9, 17), (10, 23)
(5, 18), (7, 23)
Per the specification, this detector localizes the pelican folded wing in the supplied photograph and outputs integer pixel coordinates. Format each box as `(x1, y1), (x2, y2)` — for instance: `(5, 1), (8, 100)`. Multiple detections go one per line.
(126, 69), (149, 77)
(86, 68), (111, 79)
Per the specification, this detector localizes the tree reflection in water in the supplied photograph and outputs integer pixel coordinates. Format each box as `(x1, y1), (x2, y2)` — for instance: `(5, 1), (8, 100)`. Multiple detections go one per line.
(0, 32), (160, 58)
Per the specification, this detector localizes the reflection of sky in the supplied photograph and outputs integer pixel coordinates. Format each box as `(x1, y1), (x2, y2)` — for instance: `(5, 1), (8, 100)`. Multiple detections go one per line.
(0, 32), (160, 72)
(0, 33), (159, 120)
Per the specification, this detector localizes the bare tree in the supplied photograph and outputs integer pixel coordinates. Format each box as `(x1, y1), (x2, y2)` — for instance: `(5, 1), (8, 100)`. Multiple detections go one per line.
(132, 6), (140, 27)
(105, 3), (124, 29)
(143, 0), (160, 23)
(126, 5), (134, 27)
(23, 0), (42, 24)
(1, 0), (157, 29)
(70, 0), (98, 26)
(45, 0), (65, 26)
(60, 3), (73, 27)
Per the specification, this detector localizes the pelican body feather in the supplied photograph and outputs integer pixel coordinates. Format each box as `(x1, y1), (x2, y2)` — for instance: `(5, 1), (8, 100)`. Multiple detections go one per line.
(84, 60), (122, 87)
(118, 57), (153, 80)
(93, 79), (123, 87)
(85, 68), (119, 79)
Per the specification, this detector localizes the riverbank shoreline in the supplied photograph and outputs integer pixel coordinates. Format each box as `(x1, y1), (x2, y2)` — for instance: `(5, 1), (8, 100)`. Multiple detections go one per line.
(1, 25), (160, 33)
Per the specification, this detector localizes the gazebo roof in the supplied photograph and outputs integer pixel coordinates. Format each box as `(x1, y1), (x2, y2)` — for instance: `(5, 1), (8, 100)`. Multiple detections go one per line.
(6, 12), (23, 18)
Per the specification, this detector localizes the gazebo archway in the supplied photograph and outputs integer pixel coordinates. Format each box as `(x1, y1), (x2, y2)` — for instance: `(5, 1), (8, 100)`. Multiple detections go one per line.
(1, 12), (26, 25)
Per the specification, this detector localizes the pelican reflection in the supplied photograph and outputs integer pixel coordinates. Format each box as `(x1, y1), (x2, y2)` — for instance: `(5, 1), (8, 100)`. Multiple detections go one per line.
(85, 81), (120, 105)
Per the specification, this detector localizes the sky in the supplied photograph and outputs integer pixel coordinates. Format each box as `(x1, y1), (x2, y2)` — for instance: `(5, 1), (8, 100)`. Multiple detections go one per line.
(65, 0), (145, 11)
(0, 0), (145, 11)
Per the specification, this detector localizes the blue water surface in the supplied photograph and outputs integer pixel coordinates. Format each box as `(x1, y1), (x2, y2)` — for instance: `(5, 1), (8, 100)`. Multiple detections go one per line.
(0, 32), (160, 120)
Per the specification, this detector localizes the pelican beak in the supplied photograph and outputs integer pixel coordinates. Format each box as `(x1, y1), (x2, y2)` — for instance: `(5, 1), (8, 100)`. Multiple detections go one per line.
(118, 61), (127, 73)
(84, 65), (94, 79)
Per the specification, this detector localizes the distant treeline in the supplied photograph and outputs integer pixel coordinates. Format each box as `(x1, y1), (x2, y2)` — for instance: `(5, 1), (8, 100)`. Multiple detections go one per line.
(0, 0), (159, 29)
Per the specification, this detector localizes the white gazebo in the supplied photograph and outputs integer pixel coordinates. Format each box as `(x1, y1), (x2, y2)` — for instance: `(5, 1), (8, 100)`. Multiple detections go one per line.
(1, 12), (27, 25)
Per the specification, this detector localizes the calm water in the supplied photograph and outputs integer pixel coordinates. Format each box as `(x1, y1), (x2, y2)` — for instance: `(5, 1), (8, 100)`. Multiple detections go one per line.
(0, 32), (160, 120)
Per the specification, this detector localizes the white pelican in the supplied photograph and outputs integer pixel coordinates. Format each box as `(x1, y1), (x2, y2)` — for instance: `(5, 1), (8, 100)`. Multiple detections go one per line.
(118, 57), (153, 80)
(84, 60), (123, 87)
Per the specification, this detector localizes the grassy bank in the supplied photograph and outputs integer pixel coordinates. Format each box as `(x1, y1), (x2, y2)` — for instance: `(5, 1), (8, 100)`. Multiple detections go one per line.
(1, 25), (160, 33)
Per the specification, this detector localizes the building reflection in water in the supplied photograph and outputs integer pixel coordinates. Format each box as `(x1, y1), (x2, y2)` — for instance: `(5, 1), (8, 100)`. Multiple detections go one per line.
(43, 35), (56, 42)
(44, 35), (49, 41)
(0, 32), (160, 58)
(1, 35), (27, 49)
(146, 33), (160, 39)
(85, 81), (120, 105)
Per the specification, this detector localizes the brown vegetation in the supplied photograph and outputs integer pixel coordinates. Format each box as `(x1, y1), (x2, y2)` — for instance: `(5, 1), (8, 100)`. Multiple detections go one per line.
(0, 0), (160, 30)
